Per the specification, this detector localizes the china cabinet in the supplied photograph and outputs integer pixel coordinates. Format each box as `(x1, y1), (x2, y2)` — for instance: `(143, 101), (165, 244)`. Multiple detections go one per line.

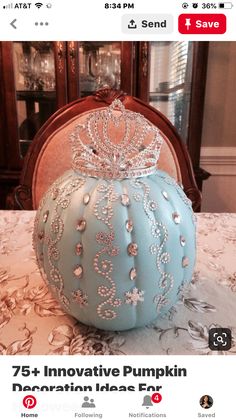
(0, 41), (209, 208)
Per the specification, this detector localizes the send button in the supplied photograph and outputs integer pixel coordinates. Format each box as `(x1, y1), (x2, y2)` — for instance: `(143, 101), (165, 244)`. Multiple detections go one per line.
(142, 19), (168, 29)
(122, 14), (173, 34)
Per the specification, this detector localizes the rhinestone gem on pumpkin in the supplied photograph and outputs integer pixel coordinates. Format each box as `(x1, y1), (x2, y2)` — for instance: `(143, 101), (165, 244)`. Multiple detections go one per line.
(172, 212), (181, 224)
(182, 256), (189, 268)
(129, 268), (137, 281)
(121, 194), (130, 206)
(43, 210), (49, 223)
(126, 219), (133, 233)
(76, 219), (86, 232)
(162, 190), (169, 200)
(38, 231), (44, 240)
(83, 193), (90, 205)
(74, 265), (83, 278)
(75, 243), (83, 256)
(180, 235), (186, 247)
(52, 188), (59, 200)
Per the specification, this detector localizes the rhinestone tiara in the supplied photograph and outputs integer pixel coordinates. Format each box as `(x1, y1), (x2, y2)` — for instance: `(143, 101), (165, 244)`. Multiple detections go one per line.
(70, 99), (163, 180)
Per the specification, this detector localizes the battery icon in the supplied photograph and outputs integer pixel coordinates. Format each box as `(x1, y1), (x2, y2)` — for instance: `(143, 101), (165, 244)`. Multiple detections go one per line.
(219, 2), (233, 8)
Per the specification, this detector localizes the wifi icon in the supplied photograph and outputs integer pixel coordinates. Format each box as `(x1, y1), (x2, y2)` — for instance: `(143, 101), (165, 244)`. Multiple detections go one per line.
(35, 2), (43, 8)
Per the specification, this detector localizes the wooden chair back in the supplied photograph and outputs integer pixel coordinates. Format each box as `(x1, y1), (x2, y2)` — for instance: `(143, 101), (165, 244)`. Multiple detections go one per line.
(15, 89), (201, 211)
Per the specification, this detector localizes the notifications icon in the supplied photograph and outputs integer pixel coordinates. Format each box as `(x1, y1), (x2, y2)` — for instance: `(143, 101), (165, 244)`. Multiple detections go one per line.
(142, 395), (153, 408)
(23, 395), (37, 409)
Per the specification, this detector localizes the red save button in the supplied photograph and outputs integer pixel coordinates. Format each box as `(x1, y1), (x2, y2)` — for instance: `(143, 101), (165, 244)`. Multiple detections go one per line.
(178, 14), (226, 34)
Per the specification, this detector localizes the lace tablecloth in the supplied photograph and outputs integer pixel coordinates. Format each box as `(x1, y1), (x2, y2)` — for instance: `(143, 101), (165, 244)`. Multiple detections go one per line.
(0, 211), (236, 355)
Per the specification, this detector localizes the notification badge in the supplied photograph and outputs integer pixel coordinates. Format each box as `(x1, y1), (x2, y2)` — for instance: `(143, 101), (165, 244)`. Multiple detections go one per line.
(178, 14), (226, 34)
(151, 392), (162, 404)
(23, 395), (37, 409)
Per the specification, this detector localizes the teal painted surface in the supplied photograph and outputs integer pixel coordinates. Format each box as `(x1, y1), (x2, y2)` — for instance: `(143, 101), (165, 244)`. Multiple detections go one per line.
(34, 169), (196, 331)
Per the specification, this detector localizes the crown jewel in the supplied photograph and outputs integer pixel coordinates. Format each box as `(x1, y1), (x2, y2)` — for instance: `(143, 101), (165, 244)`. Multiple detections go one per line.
(70, 99), (163, 179)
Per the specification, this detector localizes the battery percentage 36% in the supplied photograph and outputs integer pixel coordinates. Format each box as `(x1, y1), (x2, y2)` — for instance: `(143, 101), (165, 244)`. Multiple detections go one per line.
(202, 3), (217, 8)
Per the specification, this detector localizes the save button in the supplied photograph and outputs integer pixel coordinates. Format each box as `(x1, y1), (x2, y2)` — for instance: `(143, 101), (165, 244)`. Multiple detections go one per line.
(178, 14), (226, 34)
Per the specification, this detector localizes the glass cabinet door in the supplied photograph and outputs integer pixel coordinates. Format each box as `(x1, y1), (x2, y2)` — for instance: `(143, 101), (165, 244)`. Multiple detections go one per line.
(66, 41), (134, 103)
(149, 41), (193, 143)
(13, 42), (57, 157)
(78, 42), (122, 97)
(5, 41), (132, 161)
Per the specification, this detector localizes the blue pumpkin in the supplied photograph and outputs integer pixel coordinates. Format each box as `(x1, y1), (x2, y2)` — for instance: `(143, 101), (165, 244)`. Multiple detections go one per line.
(33, 101), (196, 331)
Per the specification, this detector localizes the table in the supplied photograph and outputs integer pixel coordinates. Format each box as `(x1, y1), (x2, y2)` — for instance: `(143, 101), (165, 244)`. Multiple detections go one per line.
(0, 211), (236, 355)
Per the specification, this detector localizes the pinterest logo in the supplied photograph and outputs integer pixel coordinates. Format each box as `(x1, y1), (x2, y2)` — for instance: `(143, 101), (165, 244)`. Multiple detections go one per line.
(23, 395), (37, 409)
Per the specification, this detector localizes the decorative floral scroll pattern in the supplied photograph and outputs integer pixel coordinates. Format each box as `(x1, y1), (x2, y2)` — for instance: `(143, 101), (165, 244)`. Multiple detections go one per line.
(94, 182), (122, 320)
(33, 174), (85, 308)
(132, 179), (174, 312)
(33, 175), (66, 283)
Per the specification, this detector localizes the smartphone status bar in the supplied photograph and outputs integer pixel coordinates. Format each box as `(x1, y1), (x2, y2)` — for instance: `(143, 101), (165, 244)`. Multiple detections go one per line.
(0, 0), (235, 40)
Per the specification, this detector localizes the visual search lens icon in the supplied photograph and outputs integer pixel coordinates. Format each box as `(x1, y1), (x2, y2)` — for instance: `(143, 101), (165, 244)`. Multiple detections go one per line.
(208, 328), (232, 351)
